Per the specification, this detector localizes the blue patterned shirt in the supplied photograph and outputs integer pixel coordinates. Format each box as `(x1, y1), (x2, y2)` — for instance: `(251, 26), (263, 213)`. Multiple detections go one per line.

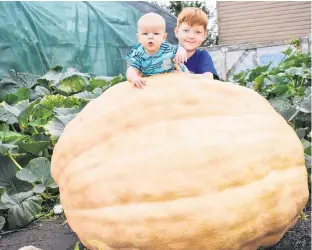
(125, 42), (179, 76)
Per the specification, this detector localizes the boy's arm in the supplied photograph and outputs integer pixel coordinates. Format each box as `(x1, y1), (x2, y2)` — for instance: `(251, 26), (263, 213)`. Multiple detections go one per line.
(198, 50), (219, 80)
(174, 46), (187, 64)
(126, 66), (146, 89)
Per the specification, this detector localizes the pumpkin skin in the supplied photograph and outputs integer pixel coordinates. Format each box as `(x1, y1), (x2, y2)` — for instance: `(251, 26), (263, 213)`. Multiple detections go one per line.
(51, 73), (309, 250)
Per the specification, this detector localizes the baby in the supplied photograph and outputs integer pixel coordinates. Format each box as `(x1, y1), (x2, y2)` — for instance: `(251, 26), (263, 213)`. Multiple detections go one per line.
(125, 12), (188, 89)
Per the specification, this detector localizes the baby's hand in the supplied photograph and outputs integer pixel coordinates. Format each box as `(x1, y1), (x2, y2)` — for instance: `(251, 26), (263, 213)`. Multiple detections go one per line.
(174, 47), (187, 64)
(130, 75), (146, 89)
(174, 63), (190, 73)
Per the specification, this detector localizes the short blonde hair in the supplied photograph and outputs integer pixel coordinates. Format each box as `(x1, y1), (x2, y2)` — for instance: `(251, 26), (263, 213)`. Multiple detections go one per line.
(177, 7), (208, 30)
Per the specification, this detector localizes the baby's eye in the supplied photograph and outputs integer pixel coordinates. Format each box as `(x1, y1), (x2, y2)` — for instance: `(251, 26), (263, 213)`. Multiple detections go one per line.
(154, 33), (160, 35)
(142, 33), (148, 35)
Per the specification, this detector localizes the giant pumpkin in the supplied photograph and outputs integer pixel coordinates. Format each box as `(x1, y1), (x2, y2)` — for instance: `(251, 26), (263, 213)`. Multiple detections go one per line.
(51, 73), (309, 250)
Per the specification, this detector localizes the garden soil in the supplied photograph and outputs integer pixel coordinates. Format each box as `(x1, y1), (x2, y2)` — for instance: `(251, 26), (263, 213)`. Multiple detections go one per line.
(0, 206), (310, 250)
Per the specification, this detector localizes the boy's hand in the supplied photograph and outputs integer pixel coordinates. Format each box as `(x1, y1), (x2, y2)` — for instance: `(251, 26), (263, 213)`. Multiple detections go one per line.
(130, 75), (146, 89)
(174, 47), (187, 64)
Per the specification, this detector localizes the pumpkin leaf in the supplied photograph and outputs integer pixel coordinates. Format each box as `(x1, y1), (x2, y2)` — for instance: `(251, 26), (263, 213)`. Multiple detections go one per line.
(0, 69), (40, 101)
(40, 67), (90, 95)
(0, 191), (42, 229)
(285, 67), (306, 77)
(37, 66), (63, 86)
(16, 140), (49, 156)
(0, 142), (18, 155)
(30, 86), (51, 100)
(304, 154), (311, 169)
(16, 157), (58, 189)
(44, 113), (77, 137)
(73, 88), (103, 100)
(0, 131), (28, 144)
(296, 128), (309, 140)
(0, 156), (33, 195)
(0, 100), (29, 124)
(33, 184), (46, 194)
(3, 88), (32, 105)
(269, 98), (297, 121)
(53, 107), (82, 116)
(0, 216), (5, 230)
(296, 94), (311, 113)
(0, 123), (10, 131)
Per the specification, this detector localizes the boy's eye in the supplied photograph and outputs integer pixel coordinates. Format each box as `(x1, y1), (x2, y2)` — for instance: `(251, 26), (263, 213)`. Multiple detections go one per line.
(183, 29), (189, 33)
(196, 31), (202, 34)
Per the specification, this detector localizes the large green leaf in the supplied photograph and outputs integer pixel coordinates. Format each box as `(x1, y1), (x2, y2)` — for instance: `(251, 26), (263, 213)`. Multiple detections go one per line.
(73, 88), (102, 100)
(30, 86), (51, 101)
(16, 157), (58, 192)
(0, 191), (42, 229)
(269, 98), (297, 121)
(3, 88), (32, 105)
(0, 100), (29, 124)
(0, 69), (40, 101)
(0, 156), (33, 195)
(43, 106), (82, 137)
(39, 67), (90, 95)
(16, 140), (49, 156)
(285, 67), (306, 77)
(18, 99), (41, 128)
(0, 216), (5, 230)
(0, 142), (18, 155)
(0, 123), (10, 131)
(0, 131), (27, 144)
(296, 94), (311, 113)
(44, 113), (77, 137)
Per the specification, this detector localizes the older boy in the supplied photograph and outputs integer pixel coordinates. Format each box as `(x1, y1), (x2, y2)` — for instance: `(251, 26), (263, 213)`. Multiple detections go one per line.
(175, 7), (219, 80)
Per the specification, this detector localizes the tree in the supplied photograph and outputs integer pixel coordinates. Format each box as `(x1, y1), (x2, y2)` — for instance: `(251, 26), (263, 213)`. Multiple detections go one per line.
(152, 1), (218, 46)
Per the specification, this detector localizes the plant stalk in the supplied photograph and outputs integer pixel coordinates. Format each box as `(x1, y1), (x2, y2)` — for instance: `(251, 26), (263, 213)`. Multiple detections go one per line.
(8, 153), (23, 170)
(33, 126), (39, 134)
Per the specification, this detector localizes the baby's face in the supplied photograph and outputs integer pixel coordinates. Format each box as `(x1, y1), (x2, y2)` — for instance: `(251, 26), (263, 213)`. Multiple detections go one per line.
(137, 24), (167, 55)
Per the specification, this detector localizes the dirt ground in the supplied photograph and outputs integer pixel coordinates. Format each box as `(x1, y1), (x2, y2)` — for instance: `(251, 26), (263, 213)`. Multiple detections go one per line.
(0, 208), (310, 250)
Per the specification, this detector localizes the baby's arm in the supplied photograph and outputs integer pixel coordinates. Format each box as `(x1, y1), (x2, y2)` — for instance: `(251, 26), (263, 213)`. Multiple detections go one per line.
(126, 66), (146, 89)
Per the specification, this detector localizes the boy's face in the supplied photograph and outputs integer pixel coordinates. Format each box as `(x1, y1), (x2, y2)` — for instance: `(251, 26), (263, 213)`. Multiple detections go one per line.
(137, 24), (167, 55)
(175, 22), (207, 52)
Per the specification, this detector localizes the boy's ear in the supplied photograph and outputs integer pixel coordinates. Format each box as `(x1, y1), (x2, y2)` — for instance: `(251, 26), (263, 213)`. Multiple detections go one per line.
(174, 27), (178, 38)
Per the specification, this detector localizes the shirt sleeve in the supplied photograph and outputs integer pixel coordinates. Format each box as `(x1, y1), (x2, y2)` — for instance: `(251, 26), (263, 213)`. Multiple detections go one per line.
(124, 45), (142, 71)
(163, 41), (179, 55)
(198, 50), (219, 80)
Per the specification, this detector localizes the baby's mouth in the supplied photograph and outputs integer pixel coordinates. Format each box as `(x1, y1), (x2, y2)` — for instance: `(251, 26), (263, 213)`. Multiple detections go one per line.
(148, 42), (154, 46)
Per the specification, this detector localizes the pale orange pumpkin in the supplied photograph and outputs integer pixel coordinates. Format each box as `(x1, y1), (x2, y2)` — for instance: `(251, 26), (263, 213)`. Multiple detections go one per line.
(51, 73), (309, 250)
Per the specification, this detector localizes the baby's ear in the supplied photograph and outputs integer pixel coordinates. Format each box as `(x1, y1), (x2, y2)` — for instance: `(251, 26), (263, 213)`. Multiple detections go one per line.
(163, 33), (168, 40)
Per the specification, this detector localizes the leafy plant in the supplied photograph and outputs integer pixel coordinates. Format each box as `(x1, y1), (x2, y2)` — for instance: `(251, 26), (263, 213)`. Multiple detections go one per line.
(232, 38), (311, 187)
(0, 66), (125, 232)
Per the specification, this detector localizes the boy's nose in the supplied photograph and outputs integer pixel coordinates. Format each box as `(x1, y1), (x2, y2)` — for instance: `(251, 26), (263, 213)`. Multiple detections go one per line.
(187, 33), (195, 39)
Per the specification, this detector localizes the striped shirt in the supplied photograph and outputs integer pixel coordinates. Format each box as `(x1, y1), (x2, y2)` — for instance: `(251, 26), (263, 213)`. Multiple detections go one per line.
(125, 42), (179, 76)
